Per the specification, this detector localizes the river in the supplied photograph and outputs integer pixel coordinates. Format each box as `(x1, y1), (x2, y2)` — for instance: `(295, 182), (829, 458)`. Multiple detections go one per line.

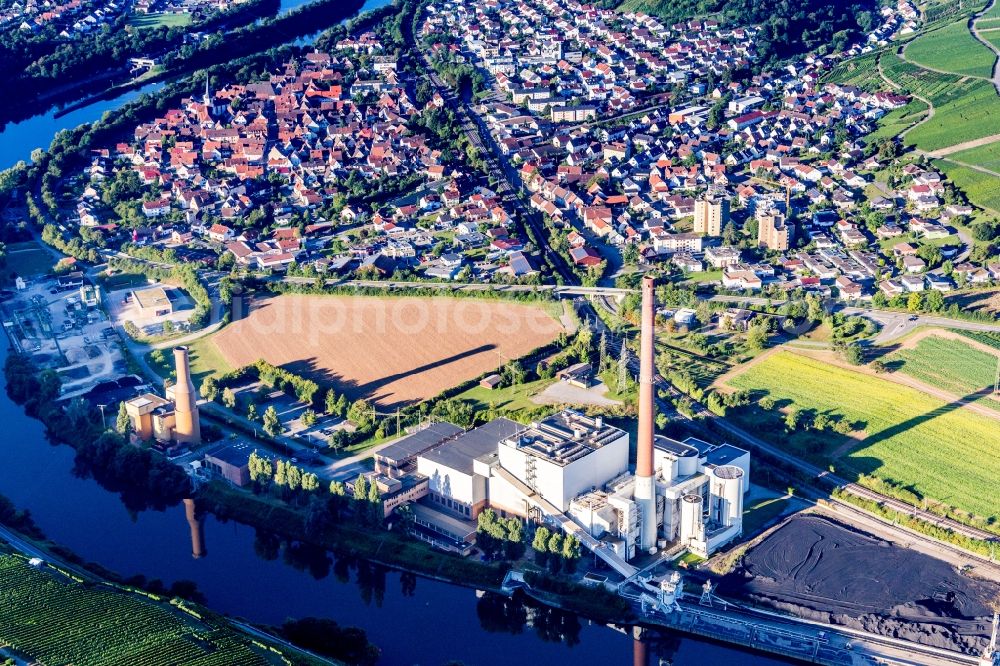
(0, 340), (795, 665)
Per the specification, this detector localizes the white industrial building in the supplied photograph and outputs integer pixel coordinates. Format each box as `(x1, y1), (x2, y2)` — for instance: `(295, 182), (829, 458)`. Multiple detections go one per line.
(383, 405), (749, 563)
(569, 436), (749, 560)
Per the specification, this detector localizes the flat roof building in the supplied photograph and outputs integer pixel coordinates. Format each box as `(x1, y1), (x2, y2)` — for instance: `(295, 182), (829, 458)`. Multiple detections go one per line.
(132, 286), (173, 317)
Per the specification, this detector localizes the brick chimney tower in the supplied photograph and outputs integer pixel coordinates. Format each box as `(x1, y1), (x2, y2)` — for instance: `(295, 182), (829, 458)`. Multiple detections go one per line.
(172, 346), (201, 445)
(634, 276), (657, 551)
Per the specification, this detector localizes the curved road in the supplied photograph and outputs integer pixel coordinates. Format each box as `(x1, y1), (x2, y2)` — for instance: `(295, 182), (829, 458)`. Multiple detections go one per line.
(970, 0), (1000, 95)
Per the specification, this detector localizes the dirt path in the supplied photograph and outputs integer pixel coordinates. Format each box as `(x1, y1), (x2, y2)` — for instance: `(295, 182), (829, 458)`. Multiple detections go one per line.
(711, 347), (781, 390)
(877, 50), (934, 142)
(888, 325), (1000, 357)
(926, 132), (1000, 157)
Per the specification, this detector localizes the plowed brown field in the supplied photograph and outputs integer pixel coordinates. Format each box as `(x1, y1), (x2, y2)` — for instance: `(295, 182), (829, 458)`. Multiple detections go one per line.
(211, 294), (564, 407)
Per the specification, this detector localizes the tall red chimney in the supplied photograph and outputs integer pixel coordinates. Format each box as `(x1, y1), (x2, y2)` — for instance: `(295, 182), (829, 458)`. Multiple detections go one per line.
(636, 275), (656, 478)
(634, 275), (657, 551)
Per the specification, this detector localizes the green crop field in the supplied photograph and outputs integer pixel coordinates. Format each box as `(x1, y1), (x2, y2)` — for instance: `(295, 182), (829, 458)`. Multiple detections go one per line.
(128, 12), (193, 28)
(933, 159), (1000, 211)
(725, 351), (1000, 520)
(906, 19), (997, 78)
(824, 52), (883, 91)
(867, 99), (930, 144)
(0, 555), (275, 666)
(881, 53), (1000, 150)
(885, 336), (1000, 410)
(945, 139), (1000, 171)
(960, 330), (1000, 349)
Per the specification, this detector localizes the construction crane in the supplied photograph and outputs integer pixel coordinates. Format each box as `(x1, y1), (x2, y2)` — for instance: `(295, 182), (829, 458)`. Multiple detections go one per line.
(750, 175), (793, 214)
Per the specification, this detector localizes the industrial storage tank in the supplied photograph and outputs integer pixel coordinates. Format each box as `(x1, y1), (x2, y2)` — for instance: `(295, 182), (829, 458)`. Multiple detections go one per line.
(679, 494), (703, 544)
(712, 465), (744, 529)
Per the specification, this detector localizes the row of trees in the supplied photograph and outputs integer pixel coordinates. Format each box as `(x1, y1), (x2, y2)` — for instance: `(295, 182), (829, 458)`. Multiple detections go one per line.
(476, 509), (524, 560)
(531, 526), (582, 574)
(247, 450), (321, 499)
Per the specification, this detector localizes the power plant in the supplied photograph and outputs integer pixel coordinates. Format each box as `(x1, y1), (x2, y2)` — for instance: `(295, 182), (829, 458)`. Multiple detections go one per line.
(369, 273), (750, 565)
(124, 346), (201, 446)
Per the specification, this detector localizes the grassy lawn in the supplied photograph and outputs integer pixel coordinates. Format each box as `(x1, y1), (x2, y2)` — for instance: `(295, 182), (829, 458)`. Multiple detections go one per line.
(881, 52), (1000, 151)
(144, 336), (232, 386)
(100, 272), (151, 291)
(884, 336), (1000, 410)
(128, 12), (192, 28)
(933, 159), (1000, 211)
(454, 377), (555, 413)
(4, 241), (55, 278)
(0, 553), (276, 666)
(725, 351), (1000, 520)
(682, 268), (722, 283)
(906, 19), (997, 78)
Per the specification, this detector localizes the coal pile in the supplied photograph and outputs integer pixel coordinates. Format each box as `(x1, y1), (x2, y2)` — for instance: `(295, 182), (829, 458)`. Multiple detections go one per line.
(718, 515), (998, 654)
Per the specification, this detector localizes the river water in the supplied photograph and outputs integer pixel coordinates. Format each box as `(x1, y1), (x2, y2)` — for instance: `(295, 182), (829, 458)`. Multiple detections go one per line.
(0, 340), (794, 665)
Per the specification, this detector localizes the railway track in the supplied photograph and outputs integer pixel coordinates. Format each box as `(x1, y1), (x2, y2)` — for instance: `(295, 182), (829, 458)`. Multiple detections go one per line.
(596, 307), (1000, 551)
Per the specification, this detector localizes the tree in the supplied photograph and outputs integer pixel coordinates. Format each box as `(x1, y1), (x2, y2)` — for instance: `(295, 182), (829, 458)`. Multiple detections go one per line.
(746, 323), (769, 351)
(906, 291), (923, 312)
(924, 289), (944, 312)
(366, 481), (382, 525)
(262, 405), (281, 437)
(844, 343), (864, 365)
(115, 401), (131, 435)
(547, 532), (564, 573)
(301, 409), (317, 427)
(287, 464), (302, 491)
(348, 399), (374, 429)
(222, 387), (236, 409)
(532, 526), (551, 565)
(784, 407), (802, 431)
(274, 459), (287, 487)
(199, 377), (219, 402)
(247, 403), (258, 422)
(722, 222), (739, 246)
(353, 474), (368, 503)
(324, 389), (338, 415)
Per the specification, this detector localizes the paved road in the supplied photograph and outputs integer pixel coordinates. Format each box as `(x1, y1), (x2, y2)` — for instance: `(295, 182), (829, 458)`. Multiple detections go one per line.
(971, 0), (1000, 96)
(403, 2), (577, 285)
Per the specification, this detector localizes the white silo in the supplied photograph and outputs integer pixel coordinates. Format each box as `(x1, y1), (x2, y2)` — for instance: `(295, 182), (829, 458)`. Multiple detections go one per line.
(679, 494), (703, 545)
(712, 465), (744, 530)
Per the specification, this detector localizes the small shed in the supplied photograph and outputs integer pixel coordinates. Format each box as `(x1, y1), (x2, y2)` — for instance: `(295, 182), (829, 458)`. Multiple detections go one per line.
(557, 362), (593, 388)
(479, 374), (502, 390)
